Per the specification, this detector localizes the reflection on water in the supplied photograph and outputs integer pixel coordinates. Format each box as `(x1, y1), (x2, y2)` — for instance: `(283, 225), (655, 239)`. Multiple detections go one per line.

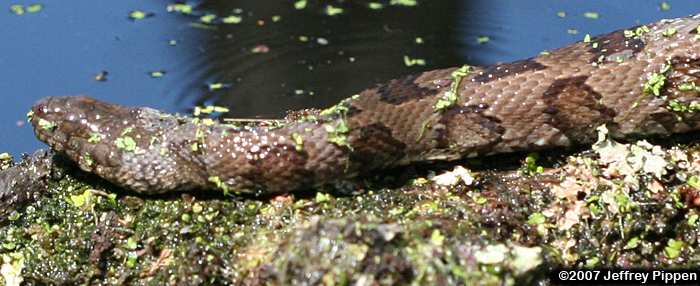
(174, 0), (469, 118)
(1, 0), (698, 155)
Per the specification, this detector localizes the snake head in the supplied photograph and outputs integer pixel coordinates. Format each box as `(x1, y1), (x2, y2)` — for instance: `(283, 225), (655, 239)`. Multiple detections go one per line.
(29, 96), (136, 175)
(32, 96), (94, 151)
(30, 96), (208, 193)
(30, 96), (126, 152)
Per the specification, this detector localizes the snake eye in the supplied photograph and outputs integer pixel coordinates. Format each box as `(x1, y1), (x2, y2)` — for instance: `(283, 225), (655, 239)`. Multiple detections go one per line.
(32, 97), (51, 117)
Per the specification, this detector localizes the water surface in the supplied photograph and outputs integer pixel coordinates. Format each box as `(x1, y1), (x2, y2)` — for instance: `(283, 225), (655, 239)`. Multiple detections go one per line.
(1, 0), (696, 155)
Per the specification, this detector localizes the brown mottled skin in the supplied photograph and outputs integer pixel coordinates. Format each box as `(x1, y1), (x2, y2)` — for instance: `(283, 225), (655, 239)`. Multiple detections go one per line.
(30, 14), (700, 195)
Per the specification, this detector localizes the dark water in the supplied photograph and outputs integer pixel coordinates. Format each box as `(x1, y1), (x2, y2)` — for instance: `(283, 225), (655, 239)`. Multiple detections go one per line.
(1, 0), (697, 156)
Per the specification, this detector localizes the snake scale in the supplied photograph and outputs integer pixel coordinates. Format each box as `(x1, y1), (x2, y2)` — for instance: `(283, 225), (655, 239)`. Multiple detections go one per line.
(29, 14), (700, 195)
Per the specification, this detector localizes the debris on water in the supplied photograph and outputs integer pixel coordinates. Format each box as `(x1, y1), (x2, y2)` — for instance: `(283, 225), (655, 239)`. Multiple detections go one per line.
(368, 2), (384, 10)
(94, 70), (108, 81)
(403, 55), (426, 66)
(189, 22), (217, 30)
(148, 70), (166, 78)
(583, 12), (599, 19)
(166, 3), (193, 14)
(9, 4), (24, 15)
(199, 14), (216, 24)
(9, 4), (42, 15)
(222, 15), (242, 24)
(26, 4), (41, 13)
(251, 44), (270, 53)
(476, 35), (490, 44)
(390, 0), (418, 6)
(325, 5), (344, 16)
(128, 10), (154, 21)
(207, 82), (232, 91)
(316, 37), (329, 45)
(294, 0), (306, 10)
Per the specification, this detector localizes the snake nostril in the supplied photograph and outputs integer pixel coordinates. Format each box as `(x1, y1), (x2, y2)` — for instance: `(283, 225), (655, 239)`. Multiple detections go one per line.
(32, 98), (51, 116)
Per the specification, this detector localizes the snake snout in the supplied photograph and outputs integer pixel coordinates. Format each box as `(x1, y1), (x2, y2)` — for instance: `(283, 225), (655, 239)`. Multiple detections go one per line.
(31, 96), (53, 119)
(31, 97), (65, 129)
(32, 96), (73, 122)
(30, 96), (98, 142)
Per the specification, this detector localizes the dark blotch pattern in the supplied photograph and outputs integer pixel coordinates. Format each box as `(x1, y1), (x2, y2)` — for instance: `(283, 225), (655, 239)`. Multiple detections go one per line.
(244, 143), (311, 192)
(471, 59), (546, 83)
(376, 75), (438, 105)
(665, 57), (700, 106)
(669, 56), (700, 80)
(435, 105), (505, 155)
(643, 112), (682, 135)
(460, 104), (505, 136)
(543, 76), (616, 143)
(349, 123), (407, 169)
(589, 29), (645, 63)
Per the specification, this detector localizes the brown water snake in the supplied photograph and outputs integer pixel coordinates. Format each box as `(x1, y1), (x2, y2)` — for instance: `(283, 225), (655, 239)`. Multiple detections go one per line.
(29, 13), (700, 194)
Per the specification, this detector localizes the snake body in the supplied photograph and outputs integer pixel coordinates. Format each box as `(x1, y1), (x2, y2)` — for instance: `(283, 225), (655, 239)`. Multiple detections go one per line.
(30, 14), (700, 194)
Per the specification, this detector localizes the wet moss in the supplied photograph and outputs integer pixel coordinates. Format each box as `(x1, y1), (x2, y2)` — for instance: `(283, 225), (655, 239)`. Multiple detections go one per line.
(4, 133), (700, 284)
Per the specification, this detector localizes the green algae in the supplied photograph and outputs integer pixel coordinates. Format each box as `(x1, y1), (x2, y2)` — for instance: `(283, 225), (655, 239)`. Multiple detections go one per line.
(5, 130), (700, 284)
(290, 133), (304, 152)
(324, 121), (350, 148)
(148, 70), (166, 78)
(643, 60), (671, 97)
(166, 3), (193, 15)
(476, 36), (491, 44)
(390, 0), (418, 7)
(368, 2), (384, 10)
(434, 65), (471, 112)
(222, 15), (242, 24)
(624, 25), (650, 39)
(37, 119), (56, 131)
(128, 10), (153, 21)
(320, 96), (355, 148)
(114, 136), (136, 152)
(402, 55), (426, 67)
(522, 153), (545, 176)
(325, 5), (344, 16)
(294, 0), (307, 10)
(9, 4), (41, 16)
(583, 12), (599, 20)
(662, 28), (677, 37)
(88, 133), (102, 144)
(208, 176), (233, 196)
